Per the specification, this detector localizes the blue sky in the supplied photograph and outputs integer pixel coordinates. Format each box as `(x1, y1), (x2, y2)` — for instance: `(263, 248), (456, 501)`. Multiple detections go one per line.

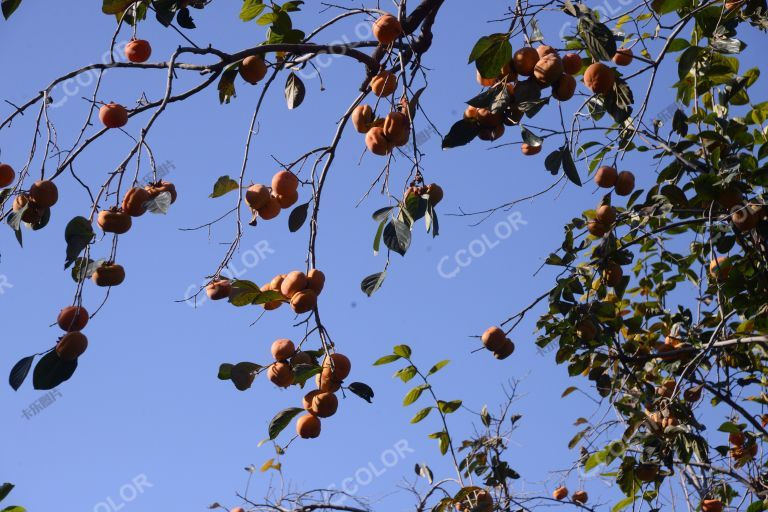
(0, 2), (764, 511)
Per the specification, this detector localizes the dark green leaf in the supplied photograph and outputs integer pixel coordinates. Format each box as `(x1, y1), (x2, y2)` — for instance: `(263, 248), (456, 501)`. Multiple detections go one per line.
(561, 146), (582, 186)
(176, 7), (195, 28)
(8, 355), (33, 391)
(0, 483), (13, 502)
(393, 344), (412, 358)
(288, 202), (309, 232)
(32, 351), (77, 390)
(267, 407), (303, 440)
(383, 219), (411, 256)
(578, 16), (616, 61)
(1, 0), (22, 18)
(347, 382), (374, 403)
(361, 271), (386, 297)
(64, 216), (94, 269)
(442, 119), (479, 149)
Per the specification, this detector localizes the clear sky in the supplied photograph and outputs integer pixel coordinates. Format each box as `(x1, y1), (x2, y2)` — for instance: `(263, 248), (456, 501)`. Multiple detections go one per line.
(0, 2), (763, 511)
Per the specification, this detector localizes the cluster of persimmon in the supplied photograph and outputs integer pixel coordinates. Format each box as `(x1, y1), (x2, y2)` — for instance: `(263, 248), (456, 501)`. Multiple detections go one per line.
(244, 170), (300, 221)
(93, 181), (177, 287)
(11, 177), (58, 226)
(586, 166), (635, 237)
(206, 268), (324, 315)
(296, 352), (351, 439)
(404, 182), (444, 206)
(480, 326), (515, 360)
(54, 305), (90, 361)
(582, 42), (636, 95)
(467, 44), (586, 150)
(354, 103), (411, 156)
(552, 486), (588, 504)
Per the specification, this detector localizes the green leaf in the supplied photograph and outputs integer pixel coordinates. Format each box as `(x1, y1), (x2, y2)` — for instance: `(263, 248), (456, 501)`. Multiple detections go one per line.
(469, 34), (512, 79)
(0, 483), (14, 502)
(578, 16), (616, 61)
(561, 386), (578, 397)
(284, 72), (306, 109)
(373, 218), (386, 255)
(667, 38), (690, 52)
(411, 407), (433, 423)
(32, 351), (77, 390)
(217, 363), (233, 380)
(101, 0), (133, 15)
(373, 354), (401, 366)
(209, 176), (239, 198)
(544, 148), (563, 174)
(520, 125), (543, 147)
(403, 384), (428, 406)
(218, 64), (238, 104)
(268, 407), (303, 440)
(240, 0), (265, 21)
(561, 146), (582, 186)
(9, 355), (34, 391)
(437, 400), (462, 414)
(372, 206), (394, 222)
(678, 46), (703, 79)
(361, 271), (386, 297)
(612, 495), (637, 512)
(1, 507), (26, 512)
(442, 119), (479, 149)
(427, 360), (449, 376)
(347, 381), (374, 403)
(1, 0), (21, 19)
(395, 365), (418, 383)
(64, 216), (94, 269)
(393, 344), (412, 358)
(288, 202), (309, 232)
(228, 279), (264, 306)
(383, 219), (411, 256)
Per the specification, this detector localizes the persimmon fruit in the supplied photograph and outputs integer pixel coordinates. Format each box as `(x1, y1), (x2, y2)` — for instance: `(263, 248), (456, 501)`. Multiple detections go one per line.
(271, 338), (296, 361)
(603, 262), (623, 287)
(145, 180), (177, 203)
(614, 171), (635, 196)
(125, 39), (152, 63)
(99, 103), (128, 129)
(352, 105), (374, 133)
(552, 74), (576, 101)
(122, 187), (150, 217)
(426, 183), (443, 206)
(521, 143), (541, 155)
(281, 271), (308, 298)
(562, 53), (582, 75)
(583, 63), (615, 94)
(533, 54), (564, 86)
(594, 166), (618, 188)
(370, 71), (397, 97)
(0, 163), (14, 188)
(296, 413), (321, 438)
(309, 391), (338, 418)
(57, 306), (89, 331)
(29, 180), (58, 207)
(596, 205), (617, 225)
(373, 14), (403, 45)
(493, 338), (515, 360)
(702, 500), (723, 512)
(587, 220), (608, 237)
(553, 487), (568, 500)
(92, 263), (125, 287)
(275, 189), (299, 209)
(572, 490), (588, 504)
(268, 362), (294, 388)
(306, 269), (325, 295)
(731, 205), (757, 231)
(257, 196), (281, 220)
(272, 170), (298, 196)
(291, 289), (317, 314)
(481, 326), (506, 351)
(513, 47), (539, 76)
(613, 48), (633, 66)
(366, 127), (392, 155)
(56, 332), (88, 361)
(709, 256), (731, 281)
(322, 353), (351, 380)
(245, 184), (270, 210)
(239, 55), (268, 84)
(98, 208), (132, 234)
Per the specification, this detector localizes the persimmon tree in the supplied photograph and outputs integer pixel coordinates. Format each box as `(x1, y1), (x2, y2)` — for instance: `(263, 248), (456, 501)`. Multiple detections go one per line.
(1, 0), (767, 511)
